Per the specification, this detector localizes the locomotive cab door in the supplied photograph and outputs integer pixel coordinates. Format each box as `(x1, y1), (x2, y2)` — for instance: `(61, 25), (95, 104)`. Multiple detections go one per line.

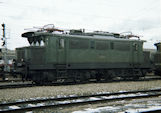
(57, 38), (66, 64)
(132, 42), (139, 67)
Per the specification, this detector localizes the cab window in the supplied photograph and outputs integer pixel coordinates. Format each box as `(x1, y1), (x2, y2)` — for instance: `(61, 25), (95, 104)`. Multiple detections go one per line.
(59, 39), (64, 49)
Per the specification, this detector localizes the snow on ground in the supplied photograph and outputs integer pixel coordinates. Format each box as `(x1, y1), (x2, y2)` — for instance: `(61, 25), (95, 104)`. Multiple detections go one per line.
(72, 106), (120, 113)
(73, 106), (161, 113)
(27, 104), (37, 107)
(72, 100), (161, 113)
(125, 106), (161, 113)
(8, 105), (20, 109)
(25, 111), (33, 113)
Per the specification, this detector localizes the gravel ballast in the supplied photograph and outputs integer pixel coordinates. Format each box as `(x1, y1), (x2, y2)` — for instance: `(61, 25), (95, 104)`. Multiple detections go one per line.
(0, 80), (161, 102)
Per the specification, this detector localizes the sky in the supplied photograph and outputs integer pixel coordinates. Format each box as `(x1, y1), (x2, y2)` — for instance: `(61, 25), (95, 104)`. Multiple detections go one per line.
(0, 0), (160, 50)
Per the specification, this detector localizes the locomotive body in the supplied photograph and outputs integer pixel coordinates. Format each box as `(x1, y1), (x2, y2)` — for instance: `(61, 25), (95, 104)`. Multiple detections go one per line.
(16, 30), (152, 84)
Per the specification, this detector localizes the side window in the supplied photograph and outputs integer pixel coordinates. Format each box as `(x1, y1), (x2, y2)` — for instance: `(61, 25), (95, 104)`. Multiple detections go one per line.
(96, 41), (108, 50)
(133, 43), (138, 51)
(59, 39), (64, 49)
(70, 39), (89, 49)
(114, 42), (130, 51)
(91, 40), (95, 49)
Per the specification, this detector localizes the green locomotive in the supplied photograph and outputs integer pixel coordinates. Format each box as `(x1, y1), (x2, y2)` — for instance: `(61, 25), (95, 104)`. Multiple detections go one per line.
(16, 28), (151, 84)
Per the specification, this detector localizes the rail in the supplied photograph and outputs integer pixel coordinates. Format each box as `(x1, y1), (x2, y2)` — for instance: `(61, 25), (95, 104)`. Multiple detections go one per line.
(0, 89), (161, 113)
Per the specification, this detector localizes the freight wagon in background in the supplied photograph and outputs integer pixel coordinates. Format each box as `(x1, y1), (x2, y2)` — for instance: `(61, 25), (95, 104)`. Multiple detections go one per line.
(0, 48), (16, 71)
(0, 48), (16, 80)
(15, 25), (153, 84)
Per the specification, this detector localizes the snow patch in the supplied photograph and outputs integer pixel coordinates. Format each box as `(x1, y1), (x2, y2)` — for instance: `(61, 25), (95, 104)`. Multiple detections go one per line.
(151, 87), (161, 90)
(71, 99), (84, 103)
(57, 95), (65, 98)
(72, 106), (119, 113)
(36, 103), (45, 106)
(89, 97), (102, 101)
(69, 94), (77, 97)
(57, 101), (70, 104)
(125, 106), (161, 113)
(9, 105), (20, 109)
(119, 90), (127, 93)
(27, 104), (36, 107)
(96, 91), (110, 94)
(25, 111), (33, 113)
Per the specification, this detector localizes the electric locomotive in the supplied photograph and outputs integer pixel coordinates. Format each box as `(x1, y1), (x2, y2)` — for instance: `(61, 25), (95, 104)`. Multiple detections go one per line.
(15, 26), (152, 84)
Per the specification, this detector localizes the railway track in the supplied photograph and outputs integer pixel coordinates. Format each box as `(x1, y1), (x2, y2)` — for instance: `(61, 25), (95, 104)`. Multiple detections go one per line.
(0, 89), (161, 113)
(0, 79), (22, 83)
(103, 75), (161, 82)
(0, 75), (160, 89)
(0, 83), (34, 89)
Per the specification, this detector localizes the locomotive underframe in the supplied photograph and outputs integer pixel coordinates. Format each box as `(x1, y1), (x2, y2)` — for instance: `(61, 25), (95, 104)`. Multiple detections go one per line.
(27, 63), (148, 84)
(154, 63), (161, 76)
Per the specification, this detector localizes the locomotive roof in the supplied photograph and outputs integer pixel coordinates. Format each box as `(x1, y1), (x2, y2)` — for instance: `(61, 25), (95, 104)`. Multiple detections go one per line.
(22, 31), (145, 42)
